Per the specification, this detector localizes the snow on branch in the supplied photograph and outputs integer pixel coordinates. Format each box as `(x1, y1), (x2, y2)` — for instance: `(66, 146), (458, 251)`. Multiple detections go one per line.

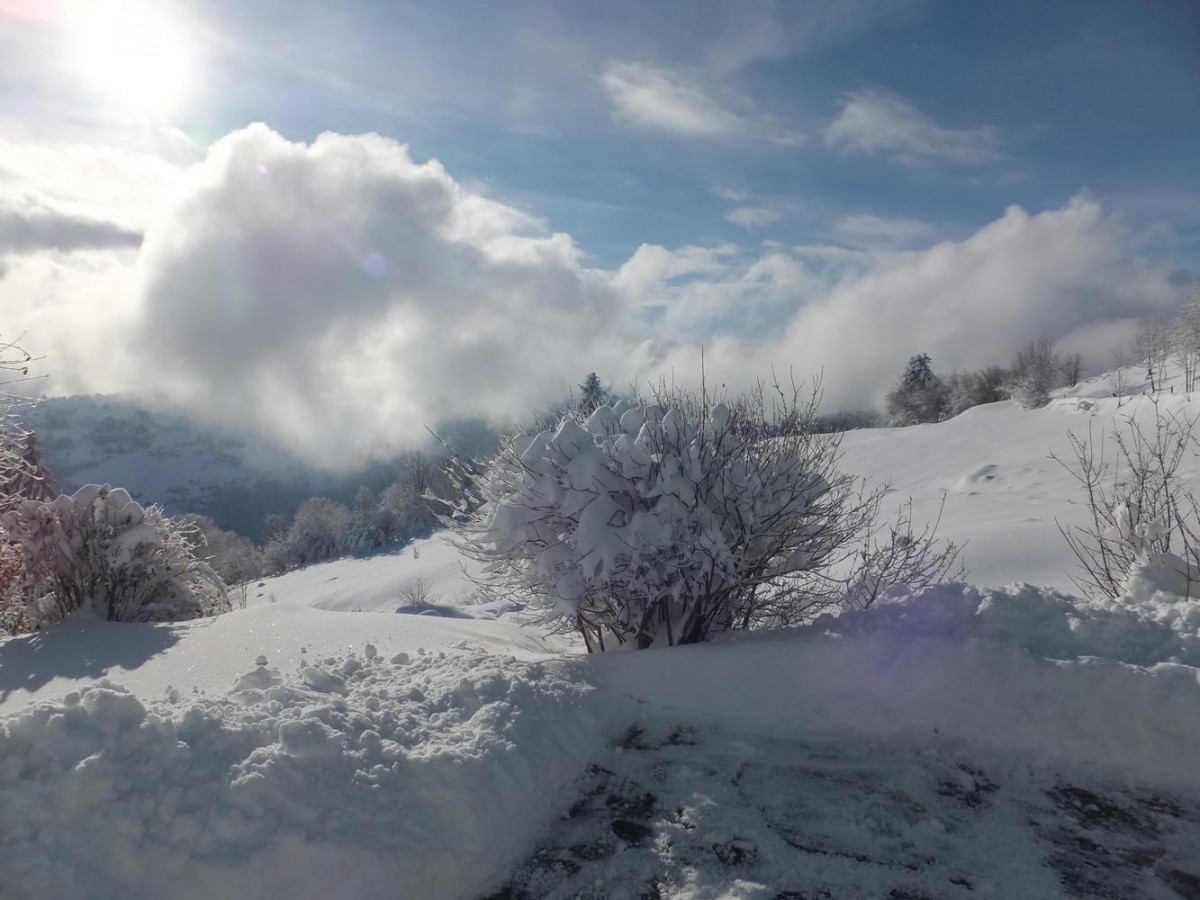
(436, 378), (963, 651)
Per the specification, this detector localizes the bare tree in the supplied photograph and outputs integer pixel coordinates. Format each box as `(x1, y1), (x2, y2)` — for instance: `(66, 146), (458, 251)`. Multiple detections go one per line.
(1059, 352), (1083, 388)
(1172, 282), (1200, 392)
(1109, 345), (1131, 407)
(1130, 312), (1172, 392)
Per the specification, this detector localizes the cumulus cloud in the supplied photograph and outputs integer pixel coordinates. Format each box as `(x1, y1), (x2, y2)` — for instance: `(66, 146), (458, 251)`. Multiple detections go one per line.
(126, 125), (654, 466)
(647, 197), (1182, 409)
(1, 126), (653, 467)
(600, 61), (798, 144)
(825, 89), (1001, 165)
(0, 126), (1186, 470)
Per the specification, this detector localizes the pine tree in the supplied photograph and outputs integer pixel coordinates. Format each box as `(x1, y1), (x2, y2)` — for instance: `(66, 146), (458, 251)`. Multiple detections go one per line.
(886, 355), (947, 425)
(578, 372), (606, 414)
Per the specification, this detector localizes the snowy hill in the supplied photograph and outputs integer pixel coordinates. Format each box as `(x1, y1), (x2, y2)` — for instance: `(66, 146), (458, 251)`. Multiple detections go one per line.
(3, 373), (1200, 899)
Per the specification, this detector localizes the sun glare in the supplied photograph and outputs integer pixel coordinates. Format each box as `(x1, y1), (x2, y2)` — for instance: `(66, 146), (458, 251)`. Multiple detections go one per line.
(65, 0), (191, 118)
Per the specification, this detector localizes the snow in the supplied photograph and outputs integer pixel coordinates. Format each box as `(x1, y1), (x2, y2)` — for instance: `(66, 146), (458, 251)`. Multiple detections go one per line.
(3, 379), (1200, 898)
(1, 648), (599, 900)
(247, 537), (490, 613)
(838, 373), (1200, 593)
(599, 584), (1200, 785)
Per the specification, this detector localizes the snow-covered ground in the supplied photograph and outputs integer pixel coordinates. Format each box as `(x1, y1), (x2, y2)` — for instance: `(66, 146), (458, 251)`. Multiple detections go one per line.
(3, 372), (1200, 899)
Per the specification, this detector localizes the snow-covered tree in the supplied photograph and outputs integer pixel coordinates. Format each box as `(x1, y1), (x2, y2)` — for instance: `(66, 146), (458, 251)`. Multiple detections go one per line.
(885, 354), (948, 425)
(1059, 352), (1083, 388)
(0, 338), (48, 515)
(265, 496), (352, 570)
(1130, 313), (1172, 393)
(1172, 282), (1200, 392)
(1, 485), (230, 631)
(179, 513), (264, 586)
(944, 365), (1010, 418)
(1009, 338), (1062, 409)
(578, 372), (607, 415)
(438, 381), (961, 651)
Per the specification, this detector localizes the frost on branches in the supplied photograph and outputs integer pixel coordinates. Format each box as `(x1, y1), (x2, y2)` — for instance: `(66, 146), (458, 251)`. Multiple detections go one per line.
(1055, 399), (1200, 604)
(1, 485), (230, 632)
(440, 383), (961, 652)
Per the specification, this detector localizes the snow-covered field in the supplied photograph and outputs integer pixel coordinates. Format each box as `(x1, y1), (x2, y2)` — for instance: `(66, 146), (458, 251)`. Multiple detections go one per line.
(3, 371), (1200, 899)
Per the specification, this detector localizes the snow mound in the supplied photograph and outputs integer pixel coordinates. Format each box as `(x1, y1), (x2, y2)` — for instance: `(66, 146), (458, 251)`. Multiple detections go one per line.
(0, 649), (600, 900)
(949, 463), (1003, 494)
(601, 583), (1200, 784)
(818, 582), (1200, 666)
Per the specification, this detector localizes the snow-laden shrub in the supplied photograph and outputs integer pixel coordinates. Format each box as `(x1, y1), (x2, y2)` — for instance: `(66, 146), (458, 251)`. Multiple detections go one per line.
(441, 382), (962, 651)
(178, 513), (264, 586)
(0, 484), (230, 631)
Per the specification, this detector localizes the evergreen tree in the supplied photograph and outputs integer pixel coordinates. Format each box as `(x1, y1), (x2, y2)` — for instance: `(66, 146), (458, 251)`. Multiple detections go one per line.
(578, 372), (606, 414)
(886, 354), (948, 425)
(902, 354), (936, 390)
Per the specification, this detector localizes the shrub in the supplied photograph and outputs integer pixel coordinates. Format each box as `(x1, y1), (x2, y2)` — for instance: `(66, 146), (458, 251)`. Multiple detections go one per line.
(1053, 399), (1200, 601)
(440, 381), (961, 651)
(1, 485), (230, 631)
(178, 513), (264, 586)
(1009, 339), (1055, 408)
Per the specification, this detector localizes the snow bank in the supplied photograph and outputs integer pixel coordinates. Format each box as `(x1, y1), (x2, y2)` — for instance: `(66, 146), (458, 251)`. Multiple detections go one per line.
(0, 603), (569, 714)
(820, 581), (1200, 665)
(600, 583), (1200, 785)
(0, 647), (600, 900)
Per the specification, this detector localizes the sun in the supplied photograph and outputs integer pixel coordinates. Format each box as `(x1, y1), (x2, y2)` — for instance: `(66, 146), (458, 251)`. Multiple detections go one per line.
(64, 0), (192, 118)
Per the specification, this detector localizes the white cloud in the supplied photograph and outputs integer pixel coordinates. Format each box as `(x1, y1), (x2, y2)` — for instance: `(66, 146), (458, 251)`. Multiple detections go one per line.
(0, 128), (1186, 470)
(0, 140), (183, 232)
(599, 61), (799, 144)
(834, 212), (933, 247)
(825, 89), (1001, 165)
(600, 61), (747, 137)
(710, 184), (749, 203)
(1, 126), (652, 467)
(0, 140), (183, 255)
(647, 197), (1182, 410)
(726, 206), (783, 229)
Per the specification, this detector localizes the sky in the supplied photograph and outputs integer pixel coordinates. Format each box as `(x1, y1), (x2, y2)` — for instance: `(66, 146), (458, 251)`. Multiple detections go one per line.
(1, 0), (1198, 467)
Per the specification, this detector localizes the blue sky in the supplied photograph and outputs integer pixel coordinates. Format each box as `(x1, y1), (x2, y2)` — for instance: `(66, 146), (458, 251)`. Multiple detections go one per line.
(0, 0), (1197, 463)
(5, 0), (1199, 264)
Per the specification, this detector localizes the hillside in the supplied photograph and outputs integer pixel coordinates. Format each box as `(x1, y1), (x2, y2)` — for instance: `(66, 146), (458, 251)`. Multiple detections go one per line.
(21, 396), (330, 539)
(2, 372), (1199, 899)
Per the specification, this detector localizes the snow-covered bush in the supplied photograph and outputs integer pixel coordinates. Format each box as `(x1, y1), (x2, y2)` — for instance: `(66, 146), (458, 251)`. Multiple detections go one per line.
(0, 484), (230, 631)
(440, 382), (962, 651)
(1009, 338), (1063, 409)
(1054, 400), (1200, 602)
(178, 513), (265, 586)
(944, 366), (1009, 418)
(262, 496), (352, 572)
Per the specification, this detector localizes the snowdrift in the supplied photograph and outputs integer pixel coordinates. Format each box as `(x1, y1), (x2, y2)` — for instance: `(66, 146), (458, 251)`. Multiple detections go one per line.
(1, 640), (599, 900)
(3, 580), (1199, 899)
(601, 582), (1200, 785)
